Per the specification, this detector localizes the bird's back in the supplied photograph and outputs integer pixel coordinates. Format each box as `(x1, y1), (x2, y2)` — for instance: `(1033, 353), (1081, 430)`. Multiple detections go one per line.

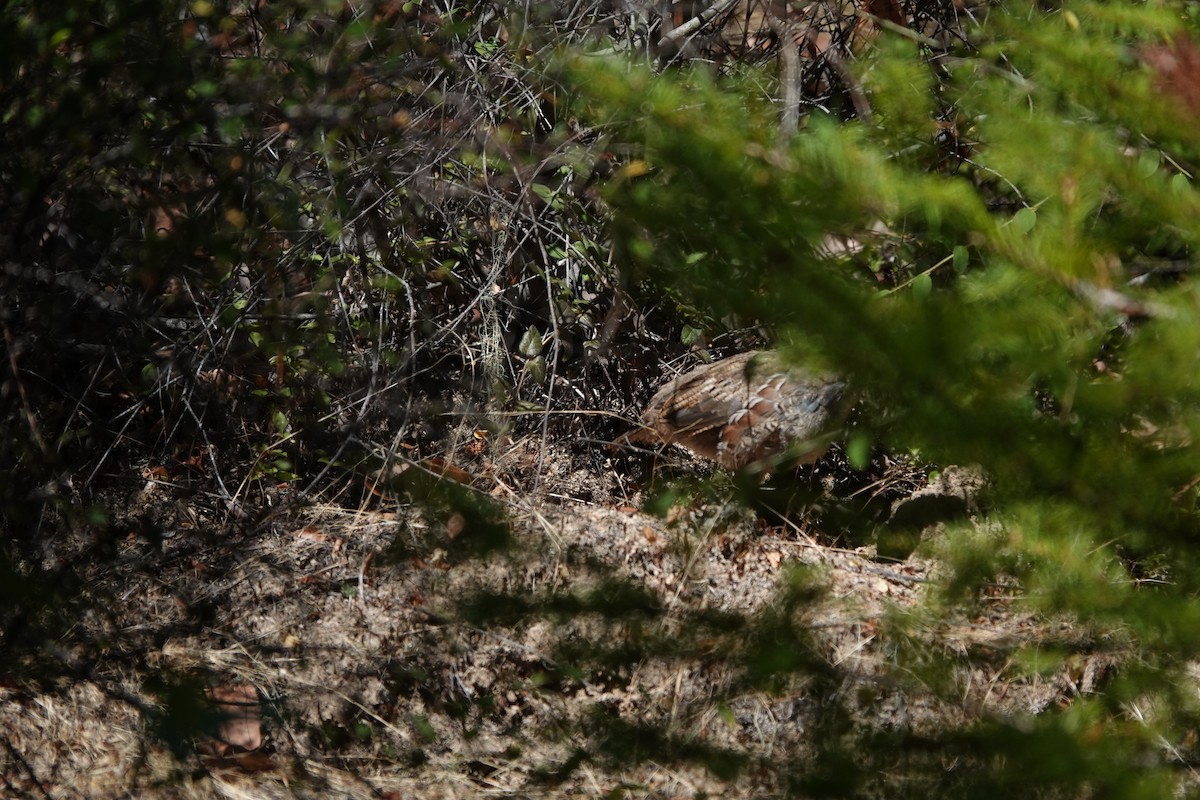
(629, 351), (847, 470)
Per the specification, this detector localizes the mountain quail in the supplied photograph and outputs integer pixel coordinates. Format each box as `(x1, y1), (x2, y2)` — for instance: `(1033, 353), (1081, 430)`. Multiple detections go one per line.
(622, 351), (848, 471)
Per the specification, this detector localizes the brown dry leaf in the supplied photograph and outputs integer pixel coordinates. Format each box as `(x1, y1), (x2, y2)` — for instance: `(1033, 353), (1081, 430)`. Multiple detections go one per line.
(180, 449), (207, 473)
(866, 0), (906, 28)
(296, 525), (327, 542)
(208, 684), (263, 752)
(464, 429), (490, 456)
(424, 457), (474, 485)
(203, 750), (279, 774)
(228, 751), (277, 772)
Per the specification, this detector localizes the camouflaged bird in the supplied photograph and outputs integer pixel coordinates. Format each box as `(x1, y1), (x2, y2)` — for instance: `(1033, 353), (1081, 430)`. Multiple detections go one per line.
(622, 351), (848, 471)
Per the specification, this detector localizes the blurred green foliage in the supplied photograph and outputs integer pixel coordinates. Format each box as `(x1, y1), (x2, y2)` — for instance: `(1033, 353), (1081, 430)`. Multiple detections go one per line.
(569, 0), (1200, 793)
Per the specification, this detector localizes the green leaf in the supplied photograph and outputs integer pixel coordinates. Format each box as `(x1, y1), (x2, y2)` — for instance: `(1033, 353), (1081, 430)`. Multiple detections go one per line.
(1136, 150), (1160, 179)
(952, 245), (969, 272)
(530, 182), (563, 210)
(1013, 207), (1037, 234)
(518, 325), (543, 358)
(911, 272), (933, 300)
(525, 356), (546, 383)
(846, 434), (871, 471)
(474, 37), (501, 58)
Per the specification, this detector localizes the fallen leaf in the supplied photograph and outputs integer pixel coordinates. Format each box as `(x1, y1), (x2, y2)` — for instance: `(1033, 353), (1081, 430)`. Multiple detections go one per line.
(208, 684), (262, 752)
